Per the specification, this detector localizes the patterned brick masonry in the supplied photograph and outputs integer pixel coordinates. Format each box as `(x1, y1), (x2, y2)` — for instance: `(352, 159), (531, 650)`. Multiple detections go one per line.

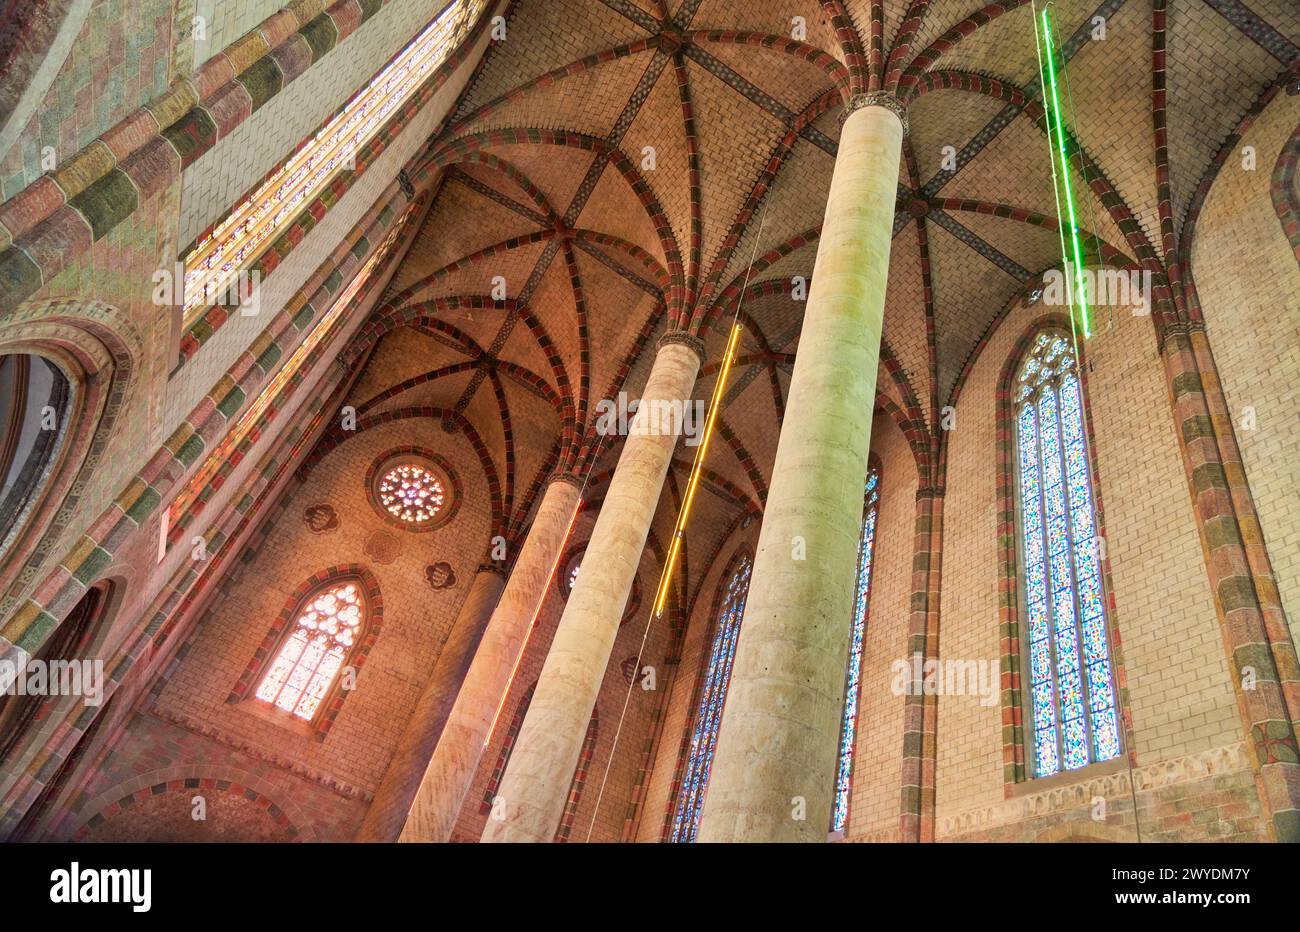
(1160, 318), (1300, 841)
(0, 0), (492, 323)
(899, 483), (943, 842)
(0, 165), (421, 793)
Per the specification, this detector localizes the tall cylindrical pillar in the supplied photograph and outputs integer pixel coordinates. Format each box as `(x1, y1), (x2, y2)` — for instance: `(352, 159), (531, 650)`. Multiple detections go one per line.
(481, 332), (704, 842)
(357, 565), (506, 841)
(697, 97), (905, 842)
(398, 473), (583, 842)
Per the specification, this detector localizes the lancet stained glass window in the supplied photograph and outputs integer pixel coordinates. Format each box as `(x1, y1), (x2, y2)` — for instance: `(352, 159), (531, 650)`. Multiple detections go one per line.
(181, 0), (484, 326)
(669, 553), (752, 843)
(167, 202), (416, 538)
(1014, 330), (1119, 777)
(256, 581), (364, 721)
(831, 467), (880, 833)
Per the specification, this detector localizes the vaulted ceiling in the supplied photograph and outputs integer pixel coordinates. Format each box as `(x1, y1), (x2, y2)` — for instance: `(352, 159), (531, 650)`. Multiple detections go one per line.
(340, 0), (1297, 605)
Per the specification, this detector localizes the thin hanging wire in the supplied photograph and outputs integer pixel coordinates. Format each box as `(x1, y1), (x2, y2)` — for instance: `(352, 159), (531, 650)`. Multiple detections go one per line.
(1031, 2), (1084, 379)
(582, 199), (771, 842)
(1057, 6), (1113, 335)
(1032, 4), (1140, 842)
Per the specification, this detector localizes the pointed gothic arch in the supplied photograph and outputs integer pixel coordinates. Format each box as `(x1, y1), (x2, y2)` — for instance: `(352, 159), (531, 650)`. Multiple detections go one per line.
(996, 317), (1129, 783)
(227, 565), (384, 740)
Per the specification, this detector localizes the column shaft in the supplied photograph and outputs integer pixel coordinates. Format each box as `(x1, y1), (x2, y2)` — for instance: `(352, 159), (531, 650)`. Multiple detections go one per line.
(357, 567), (505, 841)
(697, 101), (904, 842)
(481, 335), (702, 842)
(398, 475), (582, 841)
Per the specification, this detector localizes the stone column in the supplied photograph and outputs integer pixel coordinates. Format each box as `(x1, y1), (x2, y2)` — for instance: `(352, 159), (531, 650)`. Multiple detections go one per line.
(397, 473), (582, 842)
(899, 484), (943, 842)
(481, 332), (704, 842)
(356, 565), (506, 841)
(697, 96), (905, 842)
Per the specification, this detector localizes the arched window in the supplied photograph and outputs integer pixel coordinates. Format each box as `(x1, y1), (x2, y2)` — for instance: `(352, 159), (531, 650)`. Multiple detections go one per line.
(559, 545), (583, 599)
(1013, 330), (1119, 776)
(255, 579), (366, 722)
(831, 465), (881, 833)
(669, 552), (752, 843)
(180, 0), (485, 326)
(0, 582), (107, 765)
(0, 353), (71, 558)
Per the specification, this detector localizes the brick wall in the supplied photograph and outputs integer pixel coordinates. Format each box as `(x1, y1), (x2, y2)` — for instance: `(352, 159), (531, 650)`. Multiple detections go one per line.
(65, 712), (364, 841)
(934, 293), (1256, 840)
(843, 415), (919, 842)
(0, 0), (174, 203)
(83, 350), (498, 839)
(1190, 92), (1300, 649)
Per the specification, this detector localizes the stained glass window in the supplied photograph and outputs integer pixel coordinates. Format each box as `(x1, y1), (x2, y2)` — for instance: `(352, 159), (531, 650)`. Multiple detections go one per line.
(378, 463), (445, 524)
(669, 553), (752, 843)
(256, 581), (364, 721)
(1013, 330), (1119, 777)
(831, 466), (880, 834)
(181, 0), (484, 326)
(166, 201), (417, 542)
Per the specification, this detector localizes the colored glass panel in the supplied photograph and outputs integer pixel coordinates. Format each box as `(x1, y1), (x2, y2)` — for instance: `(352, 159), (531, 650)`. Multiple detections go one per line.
(181, 0), (484, 325)
(670, 554), (752, 843)
(1014, 332), (1119, 776)
(831, 468), (880, 833)
(378, 463), (445, 523)
(256, 581), (363, 720)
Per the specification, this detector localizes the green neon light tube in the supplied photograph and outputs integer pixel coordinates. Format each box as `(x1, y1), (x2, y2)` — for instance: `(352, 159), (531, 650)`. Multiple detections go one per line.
(1037, 6), (1092, 337)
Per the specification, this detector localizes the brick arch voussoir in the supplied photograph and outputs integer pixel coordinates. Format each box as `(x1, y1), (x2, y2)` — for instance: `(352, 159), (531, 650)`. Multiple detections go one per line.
(684, 29), (851, 90)
(445, 40), (662, 136)
(421, 129), (685, 309)
(904, 68), (1027, 107)
(571, 303), (663, 473)
(697, 269), (813, 342)
(571, 229), (672, 293)
(933, 197), (1136, 267)
(347, 295), (507, 365)
(0, 302), (138, 607)
(354, 360), (483, 416)
(691, 89), (841, 327)
(1270, 122), (1300, 263)
(884, 0), (936, 89)
(382, 232), (561, 312)
(878, 340), (934, 483)
(713, 417), (770, 506)
(821, 0), (870, 94)
(73, 769), (314, 842)
(452, 151), (562, 222)
(894, 1), (1031, 95)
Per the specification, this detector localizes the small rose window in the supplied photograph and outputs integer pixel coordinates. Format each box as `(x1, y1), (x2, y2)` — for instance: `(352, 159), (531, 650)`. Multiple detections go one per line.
(367, 450), (458, 532)
(378, 463), (445, 525)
